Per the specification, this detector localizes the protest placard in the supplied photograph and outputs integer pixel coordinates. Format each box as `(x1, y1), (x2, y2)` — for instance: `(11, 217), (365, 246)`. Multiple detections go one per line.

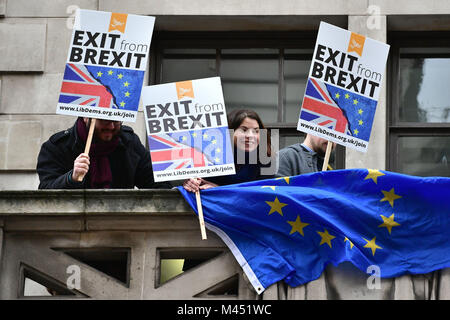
(56, 9), (155, 123)
(297, 22), (390, 153)
(143, 77), (235, 239)
(142, 77), (236, 183)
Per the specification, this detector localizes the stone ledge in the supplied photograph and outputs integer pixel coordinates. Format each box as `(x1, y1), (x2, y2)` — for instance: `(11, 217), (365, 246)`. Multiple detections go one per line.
(0, 189), (192, 215)
(0, 189), (198, 231)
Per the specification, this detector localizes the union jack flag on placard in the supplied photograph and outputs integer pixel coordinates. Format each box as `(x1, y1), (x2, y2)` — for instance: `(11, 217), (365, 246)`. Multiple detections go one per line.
(299, 78), (351, 135)
(58, 63), (116, 108)
(148, 133), (212, 172)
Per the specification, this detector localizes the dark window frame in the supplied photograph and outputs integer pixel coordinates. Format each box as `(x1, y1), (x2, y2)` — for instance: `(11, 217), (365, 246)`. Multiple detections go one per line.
(387, 31), (450, 173)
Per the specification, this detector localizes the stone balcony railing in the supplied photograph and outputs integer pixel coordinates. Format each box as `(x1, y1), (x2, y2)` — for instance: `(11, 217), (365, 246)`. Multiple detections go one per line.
(0, 190), (449, 300)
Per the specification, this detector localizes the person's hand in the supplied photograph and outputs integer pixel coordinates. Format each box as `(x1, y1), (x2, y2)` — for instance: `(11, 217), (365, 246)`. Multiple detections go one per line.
(182, 178), (218, 192)
(72, 153), (90, 182)
(198, 179), (218, 190)
(182, 178), (201, 192)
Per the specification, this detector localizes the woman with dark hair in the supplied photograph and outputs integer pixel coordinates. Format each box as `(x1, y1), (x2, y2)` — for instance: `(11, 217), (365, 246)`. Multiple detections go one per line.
(183, 109), (275, 192)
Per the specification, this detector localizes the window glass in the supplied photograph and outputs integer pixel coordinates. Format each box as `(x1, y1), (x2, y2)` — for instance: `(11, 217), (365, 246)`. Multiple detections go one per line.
(155, 36), (343, 169)
(164, 49), (216, 54)
(279, 134), (302, 149)
(161, 58), (217, 83)
(221, 48), (278, 55)
(399, 57), (450, 123)
(284, 59), (310, 123)
(396, 136), (450, 177)
(221, 49), (279, 123)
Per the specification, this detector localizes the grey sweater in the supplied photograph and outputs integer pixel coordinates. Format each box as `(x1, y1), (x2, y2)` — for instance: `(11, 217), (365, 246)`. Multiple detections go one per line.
(275, 143), (324, 177)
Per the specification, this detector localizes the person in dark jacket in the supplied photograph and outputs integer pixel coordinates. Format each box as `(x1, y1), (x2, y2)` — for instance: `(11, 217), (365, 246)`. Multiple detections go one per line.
(182, 109), (275, 192)
(276, 133), (335, 177)
(37, 117), (170, 189)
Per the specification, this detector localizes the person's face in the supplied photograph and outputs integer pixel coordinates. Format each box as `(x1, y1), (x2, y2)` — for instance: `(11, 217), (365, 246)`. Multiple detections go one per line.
(84, 118), (121, 142)
(233, 117), (260, 152)
(310, 135), (332, 157)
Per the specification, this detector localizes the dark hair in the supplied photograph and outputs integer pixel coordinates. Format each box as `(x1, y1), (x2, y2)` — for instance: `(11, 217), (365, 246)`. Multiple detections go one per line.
(227, 109), (272, 157)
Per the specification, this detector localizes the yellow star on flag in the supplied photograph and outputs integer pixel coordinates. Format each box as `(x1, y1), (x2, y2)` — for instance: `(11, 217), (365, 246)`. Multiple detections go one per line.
(354, 129), (359, 135)
(192, 132), (197, 137)
(353, 99), (358, 105)
(364, 169), (385, 184)
(275, 176), (290, 184)
(123, 81), (130, 87)
(378, 214), (400, 234)
(119, 101), (125, 107)
(345, 93), (350, 99)
(261, 186), (277, 191)
(212, 139), (217, 144)
(96, 71), (103, 77)
(380, 188), (402, 208)
(358, 120), (363, 125)
(107, 70), (113, 75)
(124, 91), (130, 97)
(203, 133), (208, 139)
(358, 109), (363, 115)
(344, 237), (354, 249)
(335, 93), (340, 99)
(317, 229), (336, 248)
(117, 73), (124, 79)
(215, 148), (221, 153)
(287, 215), (309, 236)
(363, 237), (382, 256)
(265, 197), (287, 216)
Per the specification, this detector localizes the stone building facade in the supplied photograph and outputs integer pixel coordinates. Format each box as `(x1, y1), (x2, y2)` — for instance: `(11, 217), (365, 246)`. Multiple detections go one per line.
(0, 0), (449, 299)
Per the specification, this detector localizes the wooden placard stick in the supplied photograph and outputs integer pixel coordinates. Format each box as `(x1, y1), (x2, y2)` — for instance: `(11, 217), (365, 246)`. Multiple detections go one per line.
(195, 189), (207, 240)
(77, 118), (96, 182)
(321, 141), (333, 172)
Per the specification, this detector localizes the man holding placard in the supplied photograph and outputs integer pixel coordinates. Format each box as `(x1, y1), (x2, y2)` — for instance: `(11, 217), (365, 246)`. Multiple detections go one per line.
(274, 21), (390, 296)
(277, 133), (336, 177)
(37, 117), (170, 189)
(278, 22), (389, 177)
(37, 9), (169, 190)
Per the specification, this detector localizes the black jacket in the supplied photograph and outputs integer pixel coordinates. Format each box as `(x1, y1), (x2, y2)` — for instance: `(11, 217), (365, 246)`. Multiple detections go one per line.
(37, 121), (171, 189)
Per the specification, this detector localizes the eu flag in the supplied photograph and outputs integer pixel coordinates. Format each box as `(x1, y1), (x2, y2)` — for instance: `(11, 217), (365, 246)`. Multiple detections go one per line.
(86, 65), (144, 111)
(178, 169), (450, 294)
(170, 126), (234, 166)
(326, 84), (377, 142)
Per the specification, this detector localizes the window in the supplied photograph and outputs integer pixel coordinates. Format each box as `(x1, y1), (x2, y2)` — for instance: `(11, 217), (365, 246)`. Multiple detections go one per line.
(151, 32), (345, 169)
(388, 33), (450, 177)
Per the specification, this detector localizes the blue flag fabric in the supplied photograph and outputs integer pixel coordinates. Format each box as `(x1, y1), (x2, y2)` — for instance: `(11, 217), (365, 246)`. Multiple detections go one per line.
(326, 84), (377, 142)
(177, 169), (450, 294)
(86, 65), (144, 111)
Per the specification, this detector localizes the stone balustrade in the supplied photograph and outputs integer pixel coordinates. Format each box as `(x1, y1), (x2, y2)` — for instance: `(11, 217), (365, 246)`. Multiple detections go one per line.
(1, 189), (448, 300)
